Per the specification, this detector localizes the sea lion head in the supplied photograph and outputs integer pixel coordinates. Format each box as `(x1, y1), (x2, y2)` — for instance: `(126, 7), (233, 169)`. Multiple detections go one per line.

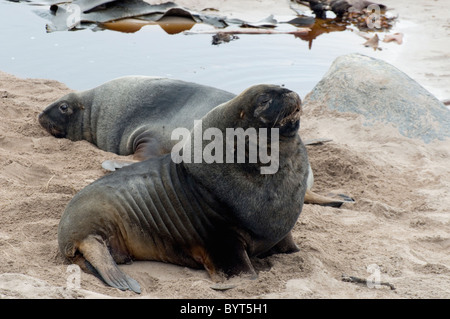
(38, 92), (85, 139)
(214, 84), (302, 138)
(181, 84), (304, 166)
(245, 84), (302, 137)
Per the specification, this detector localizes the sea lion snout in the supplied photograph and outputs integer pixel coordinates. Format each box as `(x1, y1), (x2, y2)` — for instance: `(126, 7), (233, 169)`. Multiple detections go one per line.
(279, 91), (302, 125)
(251, 86), (302, 136)
(38, 110), (67, 138)
(251, 86), (301, 124)
(274, 90), (302, 137)
(38, 93), (86, 139)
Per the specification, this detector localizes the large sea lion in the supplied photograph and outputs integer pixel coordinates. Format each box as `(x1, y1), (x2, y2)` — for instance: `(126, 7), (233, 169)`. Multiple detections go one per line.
(39, 76), (352, 207)
(58, 84), (309, 293)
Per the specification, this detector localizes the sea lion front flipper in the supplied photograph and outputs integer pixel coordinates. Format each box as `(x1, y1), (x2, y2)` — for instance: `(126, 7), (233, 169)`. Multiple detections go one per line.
(304, 190), (355, 208)
(199, 236), (257, 281)
(101, 160), (137, 172)
(132, 131), (166, 161)
(77, 235), (141, 294)
(257, 231), (300, 258)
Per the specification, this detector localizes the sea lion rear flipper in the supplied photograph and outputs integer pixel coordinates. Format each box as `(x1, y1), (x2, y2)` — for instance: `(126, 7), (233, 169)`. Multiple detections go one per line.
(304, 190), (355, 208)
(78, 235), (141, 294)
(101, 160), (137, 172)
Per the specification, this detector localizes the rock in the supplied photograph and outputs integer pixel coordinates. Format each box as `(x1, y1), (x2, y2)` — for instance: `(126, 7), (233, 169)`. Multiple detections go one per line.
(303, 53), (450, 143)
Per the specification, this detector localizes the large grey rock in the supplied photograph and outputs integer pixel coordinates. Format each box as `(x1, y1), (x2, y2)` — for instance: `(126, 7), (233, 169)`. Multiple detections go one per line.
(304, 53), (450, 143)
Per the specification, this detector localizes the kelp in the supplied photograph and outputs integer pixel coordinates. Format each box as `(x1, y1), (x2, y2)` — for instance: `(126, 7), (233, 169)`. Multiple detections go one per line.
(11, 0), (398, 48)
(38, 1), (213, 32)
(290, 0), (397, 49)
(27, 0), (289, 33)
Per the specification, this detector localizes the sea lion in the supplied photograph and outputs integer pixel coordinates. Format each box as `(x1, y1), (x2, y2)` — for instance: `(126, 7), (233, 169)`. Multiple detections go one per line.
(58, 84), (309, 293)
(39, 76), (352, 207)
(38, 76), (235, 160)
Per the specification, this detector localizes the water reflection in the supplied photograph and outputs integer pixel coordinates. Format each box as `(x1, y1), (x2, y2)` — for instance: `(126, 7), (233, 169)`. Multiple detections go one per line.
(0, 0), (400, 97)
(14, 0), (395, 47)
(100, 16), (196, 34)
(156, 16), (196, 34)
(293, 19), (346, 49)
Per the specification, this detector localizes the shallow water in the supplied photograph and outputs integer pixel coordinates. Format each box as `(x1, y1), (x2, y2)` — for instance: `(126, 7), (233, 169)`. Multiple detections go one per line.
(0, 1), (397, 98)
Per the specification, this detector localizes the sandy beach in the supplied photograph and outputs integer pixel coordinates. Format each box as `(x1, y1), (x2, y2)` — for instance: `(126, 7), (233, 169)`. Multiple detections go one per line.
(0, 0), (449, 299)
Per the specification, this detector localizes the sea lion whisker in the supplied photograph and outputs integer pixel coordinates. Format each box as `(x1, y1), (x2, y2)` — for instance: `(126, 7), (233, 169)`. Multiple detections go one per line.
(272, 108), (286, 128)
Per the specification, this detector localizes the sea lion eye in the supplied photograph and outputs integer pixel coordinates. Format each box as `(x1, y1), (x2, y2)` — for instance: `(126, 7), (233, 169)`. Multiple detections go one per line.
(258, 94), (271, 105)
(254, 94), (272, 118)
(59, 103), (69, 113)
